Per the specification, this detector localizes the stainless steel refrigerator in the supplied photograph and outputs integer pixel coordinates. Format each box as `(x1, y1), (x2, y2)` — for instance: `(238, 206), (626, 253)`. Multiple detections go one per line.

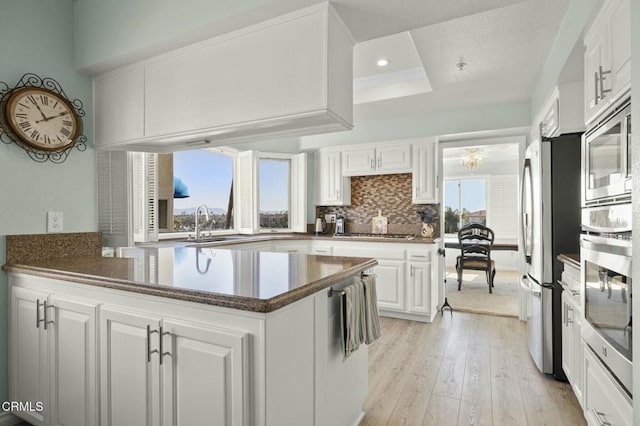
(520, 132), (581, 379)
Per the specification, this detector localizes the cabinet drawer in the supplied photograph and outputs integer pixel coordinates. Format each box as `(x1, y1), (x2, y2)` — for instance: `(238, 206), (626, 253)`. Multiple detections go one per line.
(333, 246), (405, 260)
(584, 346), (632, 426)
(408, 250), (431, 262)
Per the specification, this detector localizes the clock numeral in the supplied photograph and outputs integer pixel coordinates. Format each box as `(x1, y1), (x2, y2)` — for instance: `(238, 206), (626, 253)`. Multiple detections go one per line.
(31, 130), (40, 141)
(40, 95), (49, 106)
(44, 135), (51, 144)
(53, 101), (59, 109)
(19, 121), (31, 131)
(15, 113), (28, 119)
(27, 95), (38, 106)
(62, 120), (72, 127)
(60, 127), (71, 138)
(18, 102), (29, 109)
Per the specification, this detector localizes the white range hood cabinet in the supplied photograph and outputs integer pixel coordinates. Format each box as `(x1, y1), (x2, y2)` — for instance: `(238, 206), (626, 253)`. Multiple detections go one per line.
(93, 3), (354, 152)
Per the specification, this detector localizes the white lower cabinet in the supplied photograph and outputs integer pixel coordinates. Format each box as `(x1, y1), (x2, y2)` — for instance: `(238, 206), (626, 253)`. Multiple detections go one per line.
(561, 292), (583, 407)
(9, 286), (98, 426)
(584, 344), (632, 426)
(373, 259), (406, 312)
(100, 307), (249, 426)
(332, 241), (438, 322)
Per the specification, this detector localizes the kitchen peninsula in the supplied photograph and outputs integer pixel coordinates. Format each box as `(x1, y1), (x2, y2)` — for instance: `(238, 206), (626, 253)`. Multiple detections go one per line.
(3, 233), (376, 426)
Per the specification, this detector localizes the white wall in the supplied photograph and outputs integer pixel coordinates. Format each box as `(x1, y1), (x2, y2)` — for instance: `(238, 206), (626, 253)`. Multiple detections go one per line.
(0, 0), (96, 406)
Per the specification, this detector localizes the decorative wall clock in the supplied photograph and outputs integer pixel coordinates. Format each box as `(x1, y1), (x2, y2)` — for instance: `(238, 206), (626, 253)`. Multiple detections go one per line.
(0, 73), (87, 163)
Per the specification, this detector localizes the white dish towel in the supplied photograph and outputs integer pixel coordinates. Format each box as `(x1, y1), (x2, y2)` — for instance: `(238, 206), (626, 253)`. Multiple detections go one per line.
(340, 275), (381, 359)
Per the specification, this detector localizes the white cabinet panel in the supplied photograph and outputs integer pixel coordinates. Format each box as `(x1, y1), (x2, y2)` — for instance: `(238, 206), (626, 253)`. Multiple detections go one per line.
(584, 0), (631, 125)
(412, 139), (437, 204)
(10, 287), (49, 426)
(407, 261), (430, 315)
(342, 148), (376, 176)
(100, 307), (161, 426)
(584, 346), (632, 426)
(93, 67), (145, 147)
(608, 0), (631, 98)
(374, 260), (406, 312)
(315, 150), (350, 206)
(49, 297), (98, 426)
(162, 319), (248, 426)
(377, 144), (412, 173)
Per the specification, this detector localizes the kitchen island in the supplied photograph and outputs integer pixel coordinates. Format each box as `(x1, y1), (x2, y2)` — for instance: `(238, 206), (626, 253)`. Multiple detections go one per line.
(3, 234), (376, 426)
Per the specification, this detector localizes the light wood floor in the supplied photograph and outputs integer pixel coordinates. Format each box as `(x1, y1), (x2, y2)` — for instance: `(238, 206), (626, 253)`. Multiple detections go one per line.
(444, 268), (520, 317)
(361, 313), (586, 426)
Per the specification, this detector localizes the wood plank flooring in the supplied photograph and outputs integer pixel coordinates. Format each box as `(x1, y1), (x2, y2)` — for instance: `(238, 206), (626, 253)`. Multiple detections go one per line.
(361, 313), (586, 426)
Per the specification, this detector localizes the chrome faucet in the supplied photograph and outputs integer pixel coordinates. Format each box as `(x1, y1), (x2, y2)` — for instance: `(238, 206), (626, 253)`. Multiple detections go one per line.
(194, 204), (210, 240)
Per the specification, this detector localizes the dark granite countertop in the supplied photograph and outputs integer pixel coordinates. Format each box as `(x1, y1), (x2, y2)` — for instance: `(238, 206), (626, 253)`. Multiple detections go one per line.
(3, 246), (377, 313)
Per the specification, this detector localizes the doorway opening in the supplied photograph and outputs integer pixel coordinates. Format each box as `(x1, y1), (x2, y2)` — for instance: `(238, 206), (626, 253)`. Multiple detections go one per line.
(440, 138), (522, 317)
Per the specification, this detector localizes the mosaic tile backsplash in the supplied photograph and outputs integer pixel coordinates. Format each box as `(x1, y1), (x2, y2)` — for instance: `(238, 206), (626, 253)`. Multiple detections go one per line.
(316, 173), (440, 237)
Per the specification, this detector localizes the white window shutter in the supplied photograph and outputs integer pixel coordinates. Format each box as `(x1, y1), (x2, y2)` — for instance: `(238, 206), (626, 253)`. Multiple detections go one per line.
(290, 153), (307, 232)
(132, 152), (159, 243)
(237, 150), (259, 234)
(486, 175), (518, 240)
(97, 150), (133, 247)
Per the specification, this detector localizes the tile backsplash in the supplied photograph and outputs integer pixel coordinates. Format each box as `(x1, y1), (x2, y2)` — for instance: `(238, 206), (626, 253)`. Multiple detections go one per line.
(316, 173), (440, 237)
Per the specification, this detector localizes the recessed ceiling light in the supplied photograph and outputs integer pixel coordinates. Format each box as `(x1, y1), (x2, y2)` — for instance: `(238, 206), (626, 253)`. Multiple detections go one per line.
(376, 58), (390, 67)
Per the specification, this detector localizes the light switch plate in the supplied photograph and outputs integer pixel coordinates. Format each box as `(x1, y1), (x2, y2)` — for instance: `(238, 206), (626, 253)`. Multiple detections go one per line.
(47, 211), (63, 233)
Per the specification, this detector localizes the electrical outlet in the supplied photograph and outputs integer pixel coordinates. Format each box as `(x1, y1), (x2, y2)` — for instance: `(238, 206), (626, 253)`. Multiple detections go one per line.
(325, 214), (337, 223)
(47, 211), (63, 233)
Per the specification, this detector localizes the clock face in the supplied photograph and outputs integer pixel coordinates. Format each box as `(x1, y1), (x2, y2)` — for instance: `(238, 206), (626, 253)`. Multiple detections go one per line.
(4, 87), (81, 151)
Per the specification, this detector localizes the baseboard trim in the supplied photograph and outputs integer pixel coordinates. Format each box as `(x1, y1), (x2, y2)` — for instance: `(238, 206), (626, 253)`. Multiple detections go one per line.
(0, 412), (20, 426)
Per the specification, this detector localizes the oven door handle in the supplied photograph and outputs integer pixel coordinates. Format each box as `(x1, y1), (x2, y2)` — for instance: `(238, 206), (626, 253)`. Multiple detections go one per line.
(580, 237), (632, 257)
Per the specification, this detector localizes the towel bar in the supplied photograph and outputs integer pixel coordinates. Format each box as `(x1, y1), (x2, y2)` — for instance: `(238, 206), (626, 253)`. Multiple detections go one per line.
(328, 272), (377, 297)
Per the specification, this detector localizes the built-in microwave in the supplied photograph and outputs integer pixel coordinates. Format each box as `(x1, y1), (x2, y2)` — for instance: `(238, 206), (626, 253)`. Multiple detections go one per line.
(581, 234), (632, 396)
(582, 100), (631, 206)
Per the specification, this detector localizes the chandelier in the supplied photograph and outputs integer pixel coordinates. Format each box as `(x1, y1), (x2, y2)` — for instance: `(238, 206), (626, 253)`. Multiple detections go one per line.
(462, 148), (483, 171)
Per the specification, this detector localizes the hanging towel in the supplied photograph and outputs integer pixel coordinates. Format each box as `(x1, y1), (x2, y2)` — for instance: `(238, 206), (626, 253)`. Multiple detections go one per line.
(340, 280), (366, 358)
(362, 274), (381, 344)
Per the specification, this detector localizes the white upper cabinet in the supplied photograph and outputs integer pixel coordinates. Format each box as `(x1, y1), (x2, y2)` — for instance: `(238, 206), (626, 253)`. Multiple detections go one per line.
(412, 138), (437, 204)
(93, 67), (145, 148)
(92, 3), (354, 152)
(342, 142), (412, 176)
(315, 150), (350, 206)
(584, 0), (630, 125)
(537, 83), (584, 139)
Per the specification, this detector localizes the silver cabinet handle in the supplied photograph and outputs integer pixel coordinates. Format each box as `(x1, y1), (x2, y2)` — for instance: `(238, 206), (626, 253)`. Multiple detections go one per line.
(370, 157), (374, 170)
(147, 325), (159, 363)
(377, 156), (381, 168)
(336, 189), (340, 198)
(43, 300), (55, 330)
(591, 409), (611, 426)
(410, 265), (414, 277)
(599, 65), (611, 99)
(594, 72), (600, 104)
(566, 306), (573, 324)
(36, 299), (44, 329)
(160, 326), (171, 365)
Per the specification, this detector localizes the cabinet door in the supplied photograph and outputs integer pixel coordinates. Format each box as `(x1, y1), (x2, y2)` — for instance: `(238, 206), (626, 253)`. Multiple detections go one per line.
(316, 151), (350, 205)
(584, 346), (632, 426)
(93, 67), (145, 147)
(376, 144), (412, 173)
(407, 261), (431, 315)
(560, 295), (574, 384)
(161, 319), (249, 426)
(49, 296), (99, 426)
(374, 260), (406, 312)
(342, 148), (376, 176)
(584, 20), (609, 125)
(9, 287), (49, 426)
(412, 140), (437, 203)
(608, 0), (631, 99)
(571, 305), (584, 408)
(100, 307), (161, 426)
(541, 99), (559, 138)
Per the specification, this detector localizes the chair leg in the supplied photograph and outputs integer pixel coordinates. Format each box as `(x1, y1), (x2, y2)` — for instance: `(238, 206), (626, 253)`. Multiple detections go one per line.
(457, 263), (462, 291)
(492, 269), (496, 287)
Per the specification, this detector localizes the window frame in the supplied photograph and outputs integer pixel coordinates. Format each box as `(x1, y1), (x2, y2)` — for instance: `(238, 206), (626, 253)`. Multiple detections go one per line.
(443, 175), (489, 238)
(157, 148), (239, 240)
(258, 152), (293, 233)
